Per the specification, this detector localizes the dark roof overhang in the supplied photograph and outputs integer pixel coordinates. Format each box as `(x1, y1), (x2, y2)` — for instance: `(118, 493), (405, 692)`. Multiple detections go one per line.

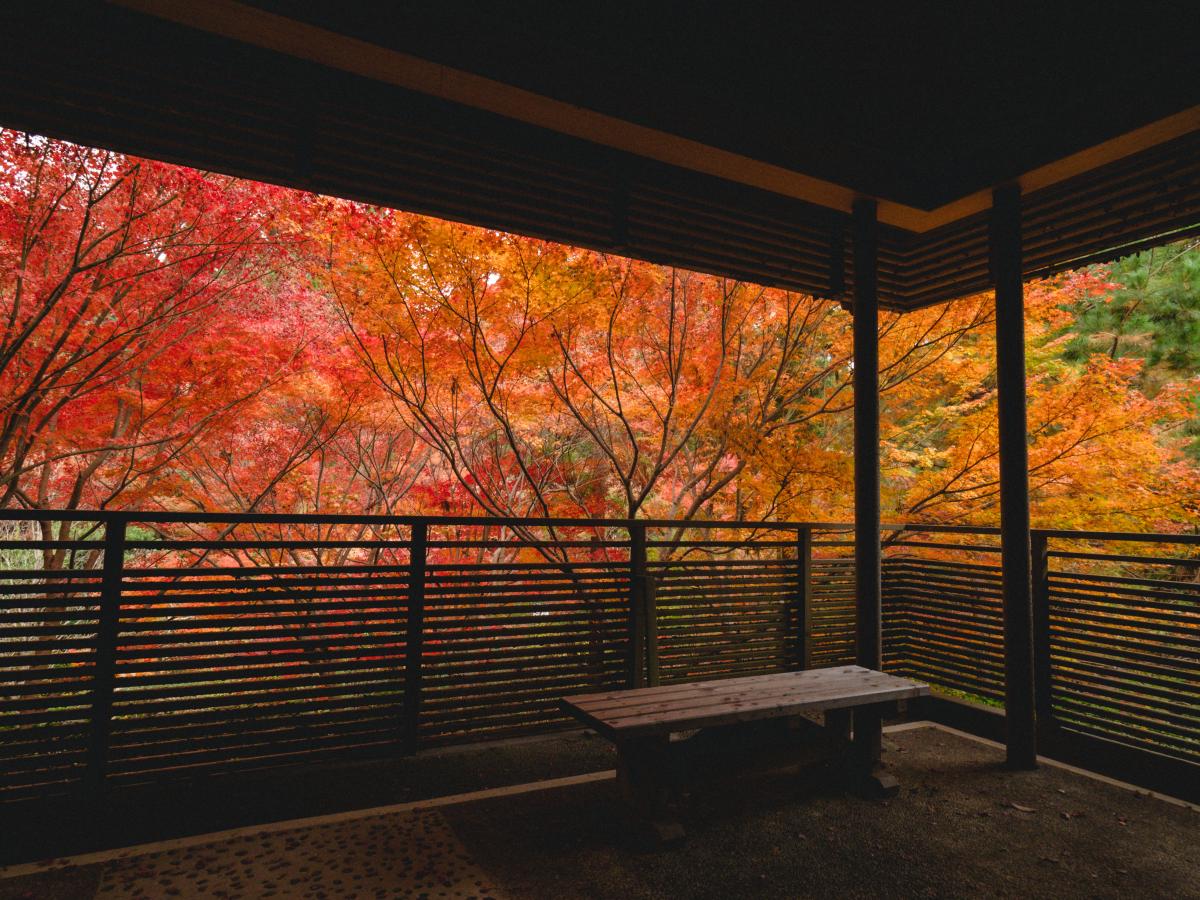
(3, 1), (1198, 309)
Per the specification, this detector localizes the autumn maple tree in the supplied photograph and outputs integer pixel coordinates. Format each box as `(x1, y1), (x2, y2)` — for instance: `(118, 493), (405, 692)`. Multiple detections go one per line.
(2, 129), (1197, 543)
(0, 132), (323, 517)
(884, 271), (1200, 531)
(325, 207), (995, 540)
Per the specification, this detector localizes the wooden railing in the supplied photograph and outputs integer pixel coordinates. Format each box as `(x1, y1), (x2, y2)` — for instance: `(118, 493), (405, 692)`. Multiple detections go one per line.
(882, 524), (1199, 798)
(0, 511), (1196, 803)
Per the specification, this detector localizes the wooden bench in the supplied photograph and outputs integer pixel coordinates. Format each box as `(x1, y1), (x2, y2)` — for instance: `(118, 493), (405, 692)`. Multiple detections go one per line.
(561, 665), (930, 843)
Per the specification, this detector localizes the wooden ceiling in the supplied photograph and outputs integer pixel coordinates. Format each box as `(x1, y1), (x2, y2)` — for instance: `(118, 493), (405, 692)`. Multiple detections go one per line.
(2, 1), (1198, 309)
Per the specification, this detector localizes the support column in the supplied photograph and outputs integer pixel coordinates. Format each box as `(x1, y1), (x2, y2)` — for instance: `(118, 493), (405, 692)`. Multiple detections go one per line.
(852, 197), (883, 772)
(990, 184), (1038, 770)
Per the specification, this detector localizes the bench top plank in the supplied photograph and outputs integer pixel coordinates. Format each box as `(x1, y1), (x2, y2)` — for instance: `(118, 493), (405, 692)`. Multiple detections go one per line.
(561, 666), (929, 740)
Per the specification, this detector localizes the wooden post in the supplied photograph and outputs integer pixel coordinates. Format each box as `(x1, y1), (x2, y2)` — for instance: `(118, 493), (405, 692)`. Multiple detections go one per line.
(628, 522), (648, 689)
(990, 183), (1038, 770)
(796, 525), (813, 670)
(644, 573), (660, 687)
(1031, 529), (1055, 750)
(615, 734), (684, 845)
(403, 520), (427, 755)
(851, 197), (884, 773)
(87, 514), (127, 791)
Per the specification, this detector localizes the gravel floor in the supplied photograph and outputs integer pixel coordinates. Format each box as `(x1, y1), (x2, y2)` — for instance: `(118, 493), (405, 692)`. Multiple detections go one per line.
(444, 727), (1200, 900)
(0, 809), (506, 900)
(1, 725), (1196, 899)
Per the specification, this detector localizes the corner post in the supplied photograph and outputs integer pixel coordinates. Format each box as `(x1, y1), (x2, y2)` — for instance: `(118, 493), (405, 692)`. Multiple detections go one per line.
(990, 183), (1038, 769)
(87, 514), (127, 792)
(852, 197), (884, 772)
(403, 520), (428, 755)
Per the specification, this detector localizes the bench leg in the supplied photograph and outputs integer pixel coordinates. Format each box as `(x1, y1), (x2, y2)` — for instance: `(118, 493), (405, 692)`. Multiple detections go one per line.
(825, 707), (852, 742)
(849, 704), (899, 799)
(616, 735), (685, 846)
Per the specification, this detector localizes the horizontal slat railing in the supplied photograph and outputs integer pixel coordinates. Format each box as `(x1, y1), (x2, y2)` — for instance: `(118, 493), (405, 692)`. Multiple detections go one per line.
(881, 525), (1006, 706)
(1037, 531), (1200, 770)
(882, 525), (1199, 798)
(647, 524), (855, 684)
(1, 512), (1197, 803)
(1, 517), (107, 801)
(419, 520), (631, 747)
(0, 513), (839, 798)
(108, 515), (413, 785)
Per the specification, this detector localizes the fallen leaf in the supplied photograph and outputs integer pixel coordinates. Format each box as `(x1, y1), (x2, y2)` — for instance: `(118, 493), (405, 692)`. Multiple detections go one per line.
(1010, 802), (1037, 813)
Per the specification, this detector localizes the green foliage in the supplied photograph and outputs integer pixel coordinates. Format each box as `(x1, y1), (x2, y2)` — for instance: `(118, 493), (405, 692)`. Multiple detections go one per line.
(1064, 240), (1200, 458)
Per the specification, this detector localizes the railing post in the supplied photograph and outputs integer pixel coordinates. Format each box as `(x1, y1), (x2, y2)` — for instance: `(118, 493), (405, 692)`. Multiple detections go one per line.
(87, 514), (127, 792)
(628, 522), (647, 689)
(1031, 529), (1055, 750)
(796, 526), (813, 670)
(403, 520), (427, 755)
(644, 574), (659, 687)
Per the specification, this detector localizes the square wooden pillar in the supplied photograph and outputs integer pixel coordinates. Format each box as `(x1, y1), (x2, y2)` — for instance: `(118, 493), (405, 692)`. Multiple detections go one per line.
(851, 197), (883, 769)
(989, 183), (1038, 769)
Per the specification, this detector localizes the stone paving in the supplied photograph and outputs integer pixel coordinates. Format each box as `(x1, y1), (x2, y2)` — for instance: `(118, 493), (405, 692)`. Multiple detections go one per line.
(2, 809), (503, 900)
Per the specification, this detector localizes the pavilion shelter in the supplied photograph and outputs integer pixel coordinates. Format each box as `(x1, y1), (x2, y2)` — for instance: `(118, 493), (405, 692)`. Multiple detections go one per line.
(4, 0), (1199, 771)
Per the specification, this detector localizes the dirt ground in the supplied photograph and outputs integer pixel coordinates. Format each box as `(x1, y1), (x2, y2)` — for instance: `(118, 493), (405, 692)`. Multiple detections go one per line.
(1, 726), (1196, 899)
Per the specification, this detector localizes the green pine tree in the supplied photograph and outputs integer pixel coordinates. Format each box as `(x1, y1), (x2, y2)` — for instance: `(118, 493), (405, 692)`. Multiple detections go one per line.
(1064, 239), (1200, 458)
